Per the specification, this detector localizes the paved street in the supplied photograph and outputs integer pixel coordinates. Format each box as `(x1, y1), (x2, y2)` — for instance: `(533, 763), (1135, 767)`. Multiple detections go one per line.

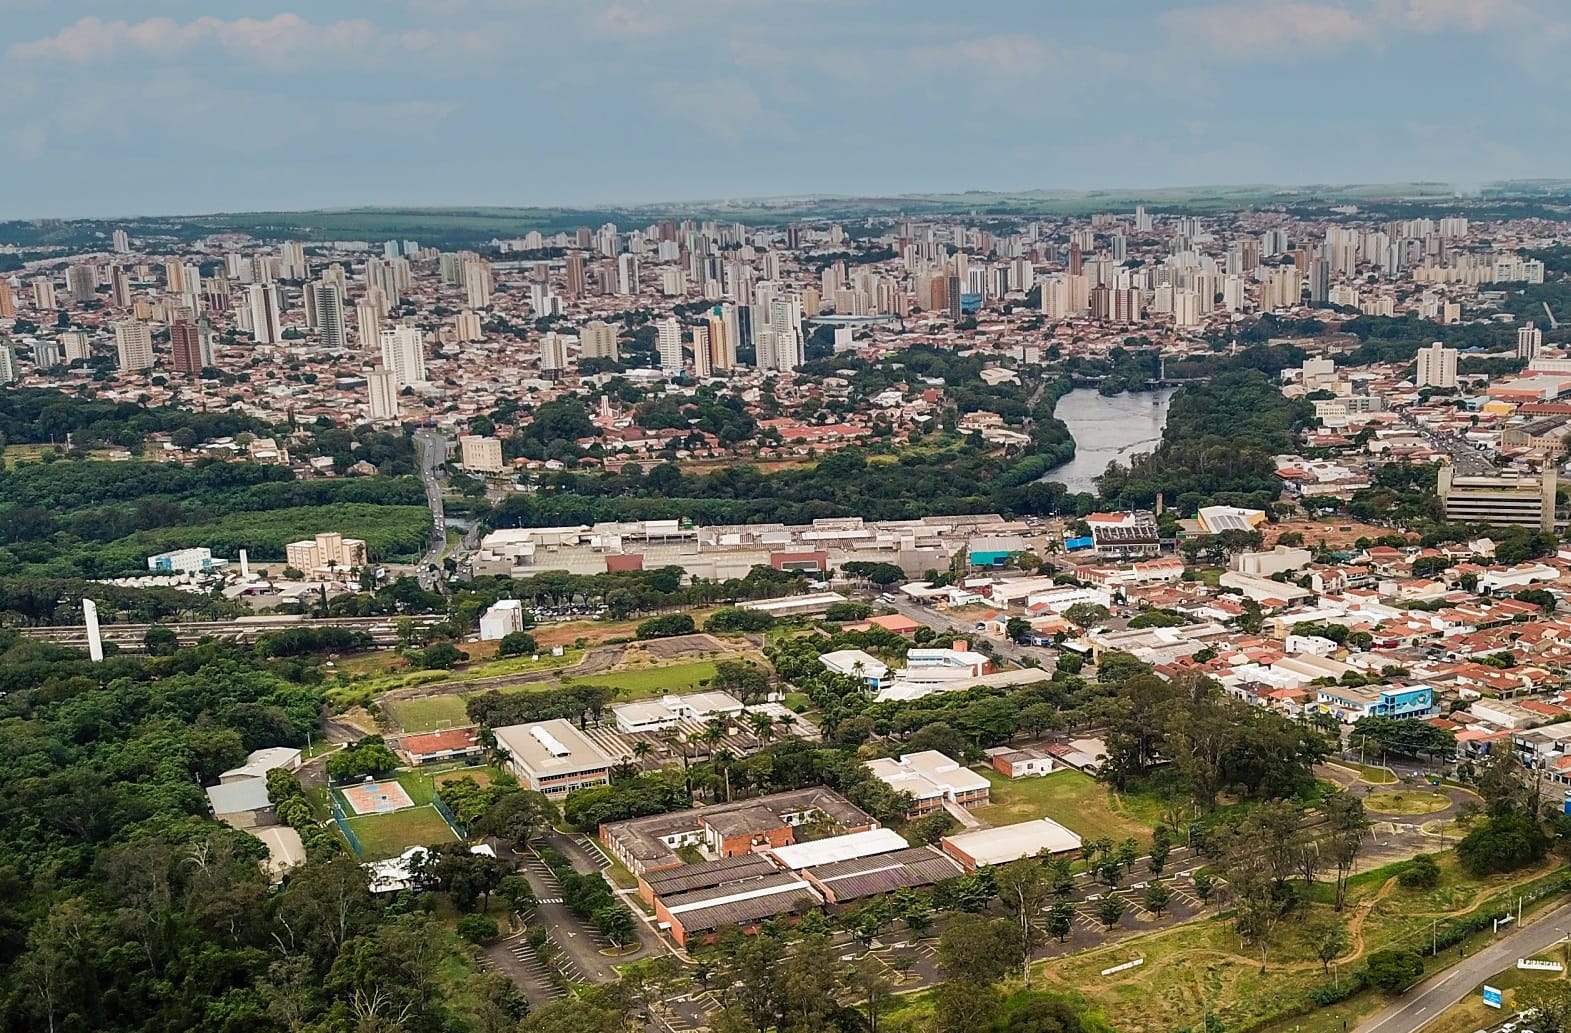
(412, 428), (450, 590)
(1356, 899), (1571, 1033)
(882, 596), (1046, 667)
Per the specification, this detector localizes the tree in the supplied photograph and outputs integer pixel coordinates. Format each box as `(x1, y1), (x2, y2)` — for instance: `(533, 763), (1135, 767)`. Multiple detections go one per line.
(592, 905), (636, 948)
(1364, 948), (1425, 993)
(1517, 980), (1571, 1033)
(636, 614), (696, 639)
(1310, 919), (1350, 977)
(497, 874), (536, 917)
(1005, 616), (1033, 644)
(1143, 882), (1172, 917)
(1064, 603), (1110, 629)
(1398, 853), (1440, 890)
(937, 914), (1021, 986)
(1046, 901), (1074, 943)
(1192, 871), (1215, 904)
(457, 913), (501, 944)
(1457, 813), (1550, 876)
(497, 631), (539, 657)
(1324, 792), (1369, 910)
(935, 982), (1001, 1033)
(995, 859), (1049, 983)
(1095, 896), (1125, 930)
(143, 625), (178, 656)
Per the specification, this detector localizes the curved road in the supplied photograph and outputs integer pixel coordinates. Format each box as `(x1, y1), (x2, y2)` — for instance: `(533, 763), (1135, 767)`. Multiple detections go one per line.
(1356, 898), (1571, 1033)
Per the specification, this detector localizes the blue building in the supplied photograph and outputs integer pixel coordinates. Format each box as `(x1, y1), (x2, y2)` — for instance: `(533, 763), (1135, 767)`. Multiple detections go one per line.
(1316, 684), (1436, 724)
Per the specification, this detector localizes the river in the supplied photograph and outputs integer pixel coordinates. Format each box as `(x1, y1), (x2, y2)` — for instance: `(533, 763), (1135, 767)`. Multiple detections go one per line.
(1043, 387), (1176, 494)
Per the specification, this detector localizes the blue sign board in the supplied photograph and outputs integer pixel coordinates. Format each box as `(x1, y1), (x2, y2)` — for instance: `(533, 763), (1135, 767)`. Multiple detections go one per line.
(1483, 985), (1503, 1009)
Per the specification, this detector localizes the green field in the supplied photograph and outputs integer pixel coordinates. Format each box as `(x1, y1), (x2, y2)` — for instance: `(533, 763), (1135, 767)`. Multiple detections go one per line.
(969, 768), (1151, 845)
(566, 659), (719, 699)
(385, 695), (471, 733)
(342, 805), (457, 859)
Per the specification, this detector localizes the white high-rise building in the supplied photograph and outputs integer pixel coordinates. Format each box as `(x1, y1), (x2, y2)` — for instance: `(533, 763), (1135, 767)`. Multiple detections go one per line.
(1173, 289), (1201, 329)
(656, 317), (683, 371)
(114, 320), (154, 371)
(617, 253), (639, 296)
(1518, 324), (1543, 362)
(111, 229), (130, 254)
(32, 279), (56, 310)
(247, 284), (282, 344)
(540, 331), (569, 372)
(464, 259), (493, 308)
(0, 346), (17, 384)
(309, 281), (347, 349)
(61, 331), (91, 363)
(380, 326), (427, 387)
(1416, 341), (1458, 389)
(691, 325), (713, 377)
(356, 299), (381, 349)
(367, 366), (400, 421)
(279, 241), (308, 280)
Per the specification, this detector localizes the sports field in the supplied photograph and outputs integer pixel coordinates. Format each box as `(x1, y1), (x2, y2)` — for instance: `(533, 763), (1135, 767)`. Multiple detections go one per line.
(341, 779), (415, 815)
(342, 806), (458, 859)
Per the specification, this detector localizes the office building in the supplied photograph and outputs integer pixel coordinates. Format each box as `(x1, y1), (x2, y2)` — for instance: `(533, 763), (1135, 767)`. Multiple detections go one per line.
(379, 326), (427, 387)
(309, 281), (347, 349)
(493, 720), (615, 798)
(1415, 341), (1458, 389)
(581, 320), (619, 360)
(247, 284), (282, 344)
(1437, 465), (1557, 531)
(1518, 324), (1543, 362)
(284, 532), (368, 576)
(366, 366), (399, 421)
(656, 317), (682, 371)
(459, 434), (504, 473)
(169, 320), (211, 373)
(114, 320), (154, 371)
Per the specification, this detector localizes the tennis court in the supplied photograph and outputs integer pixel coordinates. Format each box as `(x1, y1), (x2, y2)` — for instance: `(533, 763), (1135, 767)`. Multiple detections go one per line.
(341, 779), (415, 815)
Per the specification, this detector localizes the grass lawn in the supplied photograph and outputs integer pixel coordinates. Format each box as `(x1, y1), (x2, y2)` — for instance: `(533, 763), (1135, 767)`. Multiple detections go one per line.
(1364, 789), (1450, 816)
(458, 648), (585, 680)
(394, 770), (438, 806)
(342, 805), (458, 859)
(385, 695), (471, 733)
(968, 768), (1151, 845)
(565, 659), (720, 700)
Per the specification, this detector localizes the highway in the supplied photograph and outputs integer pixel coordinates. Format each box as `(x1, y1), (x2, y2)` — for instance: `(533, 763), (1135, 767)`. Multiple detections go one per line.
(1393, 407), (1496, 477)
(1355, 898), (1571, 1033)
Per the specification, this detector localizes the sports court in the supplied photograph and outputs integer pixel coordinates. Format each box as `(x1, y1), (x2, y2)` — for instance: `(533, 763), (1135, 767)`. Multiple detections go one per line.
(341, 779), (415, 815)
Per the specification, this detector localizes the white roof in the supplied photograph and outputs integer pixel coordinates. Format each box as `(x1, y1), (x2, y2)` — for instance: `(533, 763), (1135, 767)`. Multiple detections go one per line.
(820, 649), (889, 679)
(768, 827), (909, 870)
(943, 818), (1083, 865)
(866, 750), (990, 798)
(220, 746), (301, 781)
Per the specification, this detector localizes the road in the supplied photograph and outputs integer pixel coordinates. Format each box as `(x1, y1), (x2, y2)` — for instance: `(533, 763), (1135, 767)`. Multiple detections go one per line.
(1393, 407), (1495, 477)
(1356, 898), (1571, 1033)
(412, 429), (451, 590)
(882, 596), (1045, 667)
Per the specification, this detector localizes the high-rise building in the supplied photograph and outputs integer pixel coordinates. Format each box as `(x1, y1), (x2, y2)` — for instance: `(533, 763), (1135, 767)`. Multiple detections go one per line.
(1308, 258), (1330, 305)
(61, 331), (91, 363)
(455, 308), (483, 343)
(32, 279), (56, 311)
(32, 340), (63, 369)
(706, 309), (734, 371)
(464, 259), (494, 308)
(279, 241), (309, 280)
(565, 253), (586, 297)
(109, 266), (132, 308)
(617, 253), (639, 296)
(309, 281), (347, 349)
(0, 346), (17, 384)
(114, 320), (154, 371)
(1415, 341), (1458, 389)
(691, 325), (713, 377)
(581, 320), (619, 360)
(380, 326), (427, 387)
(539, 331), (569, 373)
(65, 264), (97, 305)
(247, 284), (282, 344)
(656, 317), (683, 371)
(169, 320), (211, 373)
(356, 299), (381, 349)
(1173, 289), (1201, 329)
(111, 229), (130, 254)
(366, 366), (399, 421)
(1518, 324), (1543, 362)
(459, 435), (505, 473)
(0, 281), (14, 318)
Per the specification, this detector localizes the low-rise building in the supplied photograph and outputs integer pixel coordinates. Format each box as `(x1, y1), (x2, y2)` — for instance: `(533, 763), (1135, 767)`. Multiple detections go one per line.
(478, 598), (527, 641)
(493, 720), (616, 797)
(1316, 684), (1436, 723)
(941, 818), (1083, 870)
(865, 751), (991, 817)
(986, 746), (1056, 779)
(284, 532), (368, 577)
(147, 547), (229, 575)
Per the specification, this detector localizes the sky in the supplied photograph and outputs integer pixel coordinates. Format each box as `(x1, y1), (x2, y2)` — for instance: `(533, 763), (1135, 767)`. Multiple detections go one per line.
(1, 0), (1566, 218)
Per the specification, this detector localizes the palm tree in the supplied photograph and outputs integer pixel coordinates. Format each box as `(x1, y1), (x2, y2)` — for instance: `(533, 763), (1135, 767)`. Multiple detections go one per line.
(701, 717), (728, 756)
(712, 748), (736, 803)
(749, 711), (775, 744)
(632, 740), (652, 764)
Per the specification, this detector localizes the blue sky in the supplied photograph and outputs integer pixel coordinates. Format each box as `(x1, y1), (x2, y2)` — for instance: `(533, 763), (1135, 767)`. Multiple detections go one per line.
(1, 0), (1562, 218)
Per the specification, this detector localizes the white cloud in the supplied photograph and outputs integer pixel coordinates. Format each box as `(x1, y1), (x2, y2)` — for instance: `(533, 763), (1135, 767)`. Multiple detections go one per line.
(1161, 2), (1371, 56)
(595, 3), (668, 37)
(8, 13), (492, 67)
(1373, 0), (1526, 32)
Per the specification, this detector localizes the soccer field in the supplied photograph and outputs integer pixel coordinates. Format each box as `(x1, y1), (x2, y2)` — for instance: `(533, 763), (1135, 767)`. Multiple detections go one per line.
(342, 805), (458, 859)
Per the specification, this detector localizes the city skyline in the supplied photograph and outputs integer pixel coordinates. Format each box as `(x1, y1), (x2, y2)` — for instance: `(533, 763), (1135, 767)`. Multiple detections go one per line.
(5, 0), (1571, 219)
